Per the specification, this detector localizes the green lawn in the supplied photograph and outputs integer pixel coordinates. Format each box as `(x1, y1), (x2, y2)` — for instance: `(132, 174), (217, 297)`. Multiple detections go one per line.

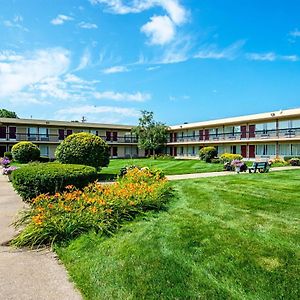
(57, 170), (300, 300)
(101, 158), (224, 177)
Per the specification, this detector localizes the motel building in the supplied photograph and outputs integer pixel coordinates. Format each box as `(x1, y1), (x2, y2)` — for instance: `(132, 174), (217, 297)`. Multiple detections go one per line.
(0, 107), (300, 160)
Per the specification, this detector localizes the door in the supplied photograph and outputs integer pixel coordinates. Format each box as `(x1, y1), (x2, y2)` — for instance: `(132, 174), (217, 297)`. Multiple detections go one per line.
(0, 145), (6, 157)
(169, 147), (173, 156)
(174, 147), (177, 156)
(0, 127), (6, 139)
(241, 126), (247, 139)
(112, 132), (118, 142)
(112, 146), (118, 157)
(173, 132), (177, 142)
(58, 129), (65, 140)
(169, 133), (173, 142)
(249, 145), (255, 158)
(204, 129), (209, 140)
(249, 125), (255, 138)
(241, 145), (247, 158)
(106, 131), (111, 141)
(199, 130), (204, 141)
(66, 129), (73, 136)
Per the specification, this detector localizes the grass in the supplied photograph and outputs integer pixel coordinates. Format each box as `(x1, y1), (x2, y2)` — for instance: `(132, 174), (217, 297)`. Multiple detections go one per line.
(101, 158), (224, 177)
(56, 170), (300, 300)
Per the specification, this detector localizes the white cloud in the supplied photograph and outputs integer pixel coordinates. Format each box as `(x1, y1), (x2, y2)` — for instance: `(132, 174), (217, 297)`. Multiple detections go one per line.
(92, 0), (188, 45)
(93, 91), (151, 102)
(146, 66), (161, 71)
(75, 48), (91, 70)
(102, 65), (129, 74)
(51, 14), (73, 25)
(78, 22), (98, 29)
(3, 15), (28, 31)
(246, 52), (299, 62)
(289, 29), (300, 37)
(141, 15), (175, 45)
(0, 51), (23, 61)
(0, 48), (70, 98)
(194, 40), (245, 60)
(57, 105), (140, 117)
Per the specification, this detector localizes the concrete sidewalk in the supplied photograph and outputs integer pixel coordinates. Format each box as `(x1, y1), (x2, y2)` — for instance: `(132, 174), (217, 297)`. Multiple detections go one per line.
(166, 166), (300, 181)
(0, 174), (82, 300)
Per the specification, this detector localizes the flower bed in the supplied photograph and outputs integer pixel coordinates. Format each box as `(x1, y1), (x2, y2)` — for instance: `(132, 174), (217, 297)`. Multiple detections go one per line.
(11, 167), (172, 247)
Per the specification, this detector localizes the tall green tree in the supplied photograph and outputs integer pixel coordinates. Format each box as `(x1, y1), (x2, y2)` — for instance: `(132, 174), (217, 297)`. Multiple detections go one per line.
(132, 110), (169, 156)
(0, 109), (18, 118)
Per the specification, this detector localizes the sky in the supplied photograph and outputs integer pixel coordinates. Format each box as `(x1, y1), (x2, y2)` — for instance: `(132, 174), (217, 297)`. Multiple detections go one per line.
(0, 0), (300, 126)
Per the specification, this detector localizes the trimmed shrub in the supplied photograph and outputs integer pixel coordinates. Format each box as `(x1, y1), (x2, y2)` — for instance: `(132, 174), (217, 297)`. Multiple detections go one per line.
(289, 158), (300, 166)
(55, 132), (110, 170)
(220, 153), (243, 163)
(284, 155), (300, 161)
(12, 142), (40, 163)
(11, 163), (98, 201)
(199, 147), (218, 162)
(11, 167), (172, 247)
(119, 165), (164, 179)
(4, 151), (12, 160)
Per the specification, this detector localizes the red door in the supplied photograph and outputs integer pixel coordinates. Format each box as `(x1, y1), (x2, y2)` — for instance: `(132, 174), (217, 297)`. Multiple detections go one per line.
(0, 127), (6, 139)
(66, 129), (73, 136)
(174, 147), (177, 156)
(173, 132), (177, 142)
(241, 145), (247, 158)
(112, 146), (118, 157)
(241, 126), (247, 139)
(106, 131), (111, 141)
(199, 130), (203, 141)
(249, 125), (255, 138)
(112, 132), (118, 141)
(58, 129), (65, 140)
(169, 133), (173, 142)
(204, 129), (209, 140)
(0, 145), (6, 156)
(249, 145), (255, 158)
(169, 147), (173, 156)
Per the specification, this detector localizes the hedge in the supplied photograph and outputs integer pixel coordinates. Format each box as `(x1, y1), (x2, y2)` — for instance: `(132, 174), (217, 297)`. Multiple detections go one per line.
(199, 147), (218, 162)
(11, 163), (98, 201)
(12, 142), (40, 163)
(220, 153), (243, 163)
(284, 156), (300, 161)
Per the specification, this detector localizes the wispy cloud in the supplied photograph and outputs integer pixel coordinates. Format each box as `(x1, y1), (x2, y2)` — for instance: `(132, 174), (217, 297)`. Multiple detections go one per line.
(194, 40), (245, 60)
(3, 15), (29, 31)
(93, 91), (151, 102)
(289, 28), (300, 37)
(78, 22), (98, 29)
(75, 48), (91, 71)
(246, 52), (299, 62)
(91, 0), (189, 45)
(51, 14), (73, 25)
(147, 66), (161, 71)
(0, 48), (70, 99)
(102, 65), (129, 74)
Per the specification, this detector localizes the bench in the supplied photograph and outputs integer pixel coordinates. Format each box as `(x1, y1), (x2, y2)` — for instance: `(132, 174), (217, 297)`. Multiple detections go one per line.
(248, 162), (270, 173)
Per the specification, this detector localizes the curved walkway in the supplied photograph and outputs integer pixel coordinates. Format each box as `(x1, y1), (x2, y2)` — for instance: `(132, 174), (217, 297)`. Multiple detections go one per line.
(0, 174), (82, 300)
(166, 166), (300, 180)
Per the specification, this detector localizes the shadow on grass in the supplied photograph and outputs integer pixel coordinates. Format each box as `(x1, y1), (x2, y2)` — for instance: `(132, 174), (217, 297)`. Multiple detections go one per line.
(97, 173), (117, 181)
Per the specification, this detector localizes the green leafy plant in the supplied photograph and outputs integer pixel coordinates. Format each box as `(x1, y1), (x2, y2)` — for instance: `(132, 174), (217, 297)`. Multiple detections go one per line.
(199, 146), (218, 162)
(12, 142), (40, 163)
(11, 163), (98, 201)
(11, 167), (172, 247)
(55, 132), (110, 170)
(0, 108), (18, 118)
(4, 151), (12, 160)
(220, 153), (243, 163)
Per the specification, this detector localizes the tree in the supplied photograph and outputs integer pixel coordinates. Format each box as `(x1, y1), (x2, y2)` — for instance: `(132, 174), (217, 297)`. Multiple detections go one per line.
(132, 111), (169, 156)
(0, 109), (18, 118)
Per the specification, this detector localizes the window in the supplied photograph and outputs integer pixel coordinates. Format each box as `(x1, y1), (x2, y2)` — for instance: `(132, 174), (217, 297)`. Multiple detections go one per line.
(256, 144), (276, 156)
(90, 130), (98, 136)
(0, 127), (6, 139)
(28, 127), (37, 140)
(292, 144), (300, 156)
(39, 128), (49, 141)
(256, 122), (276, 134)
(39, 145), (49, 157)
(180, 147), (184, 155)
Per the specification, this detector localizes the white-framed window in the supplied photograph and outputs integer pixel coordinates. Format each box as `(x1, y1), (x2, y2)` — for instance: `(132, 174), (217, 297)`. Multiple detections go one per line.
(39, 128), (49, 141)
(39, 145), (49, 157)
(90, 129), (98, 136)
(28, 127), (37, 140)
(256, 144), (276, 156)
(292, 144), (300, 155)
(256, 122), (276, 134)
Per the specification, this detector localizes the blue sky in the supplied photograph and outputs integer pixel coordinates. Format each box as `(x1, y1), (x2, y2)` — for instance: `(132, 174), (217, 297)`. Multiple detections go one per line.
(0, 0), (300, 125)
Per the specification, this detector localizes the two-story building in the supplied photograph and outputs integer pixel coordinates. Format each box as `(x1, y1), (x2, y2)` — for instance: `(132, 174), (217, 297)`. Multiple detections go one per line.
(167, 108), (300, 160)
(1, 107), (300, 160)
(0, 118), (144, 159)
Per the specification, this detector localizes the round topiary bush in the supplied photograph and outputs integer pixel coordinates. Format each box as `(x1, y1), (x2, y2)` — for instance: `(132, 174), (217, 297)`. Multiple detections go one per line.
(12, 141), (40, 163)
(199, 146), (218, 162)
(55, 132), (110, 169)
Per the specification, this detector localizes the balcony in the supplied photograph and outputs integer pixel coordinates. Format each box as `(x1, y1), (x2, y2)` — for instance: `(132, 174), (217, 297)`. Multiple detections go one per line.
(0, 133), (139, 144)
(167, 128), (300, 144)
